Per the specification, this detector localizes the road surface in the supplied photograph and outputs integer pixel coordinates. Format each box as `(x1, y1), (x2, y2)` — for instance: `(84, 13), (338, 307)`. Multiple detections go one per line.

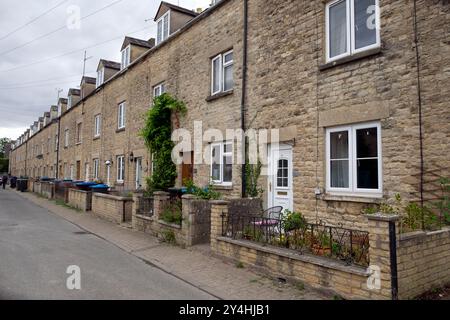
(0, 189), (214, 300)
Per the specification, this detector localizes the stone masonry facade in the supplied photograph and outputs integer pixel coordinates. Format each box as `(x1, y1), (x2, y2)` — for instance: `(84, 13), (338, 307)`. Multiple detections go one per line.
(9, 1), (449, 231)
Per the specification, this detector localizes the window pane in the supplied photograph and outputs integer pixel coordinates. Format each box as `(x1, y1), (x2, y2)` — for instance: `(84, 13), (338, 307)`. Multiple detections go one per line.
(157, 20), (162, 43)
(330, 131), (348, 159)
(354, 0), (377, 50)
(223, 155), (232, 182)
(224, 143), (232, 153)
(212, 58), (221, 93)
(224, 52), (233, 63)
(356, 127), (377, 158)
(163, 14), (169, 39)
(357, 159), (378, 189)
(223, 65), (233, 91)
(331, 160), (349, 188)
(211, 145), (220, 180)
(329, 0), (348, 58)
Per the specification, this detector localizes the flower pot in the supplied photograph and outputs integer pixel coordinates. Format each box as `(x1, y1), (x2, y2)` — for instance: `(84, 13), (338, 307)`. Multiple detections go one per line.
(312, 244), (331, 256)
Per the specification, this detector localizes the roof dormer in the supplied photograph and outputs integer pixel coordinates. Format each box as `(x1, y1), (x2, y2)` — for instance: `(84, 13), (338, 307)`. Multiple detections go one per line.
(58, 98), (67, 117)
(120, 37), (155, 70)
(67, 88), (81, 109)
(96, 59), (121, 87)
(154, 2), (199, 45)
(80, 76), (96, 99)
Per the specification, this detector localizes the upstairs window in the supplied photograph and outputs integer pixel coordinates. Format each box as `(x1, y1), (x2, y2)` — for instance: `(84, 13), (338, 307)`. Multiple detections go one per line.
(210, 141), (233, 186)
(94, 114), (101, 137)
(153, 83), (166, 99)
(67, 96), (72, 109)
(76, 122), (82, 144)
(64, 129), (69, 147)
(121, 45), (131, 70)
(96, 68), (104, 87)
(211, 50), (233, 95)
(118, 102), (126, 129)
(326, 122), (382, 196)
(326, 0), (380, 62)
(156, 11), (170, 45)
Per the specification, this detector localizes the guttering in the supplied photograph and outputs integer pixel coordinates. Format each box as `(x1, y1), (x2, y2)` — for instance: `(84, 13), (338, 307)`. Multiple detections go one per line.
(413, 0), (425, 227)
(241, 0), (249, 197)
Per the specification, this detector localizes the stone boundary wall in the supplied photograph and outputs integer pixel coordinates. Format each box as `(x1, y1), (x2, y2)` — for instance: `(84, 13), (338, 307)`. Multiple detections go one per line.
(397, 227), (450, 299)
(92, 193), (133, 224)
(132, 192), (213, 247)
(68, 189), (92, 212)
(40, 182), (55, 199)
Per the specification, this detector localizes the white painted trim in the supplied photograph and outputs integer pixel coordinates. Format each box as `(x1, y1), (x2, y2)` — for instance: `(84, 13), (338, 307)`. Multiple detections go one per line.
(211, 54), (222, 96)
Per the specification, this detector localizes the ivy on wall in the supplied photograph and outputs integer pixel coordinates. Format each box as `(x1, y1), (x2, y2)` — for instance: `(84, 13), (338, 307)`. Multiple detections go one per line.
(141, 93), (186, 191)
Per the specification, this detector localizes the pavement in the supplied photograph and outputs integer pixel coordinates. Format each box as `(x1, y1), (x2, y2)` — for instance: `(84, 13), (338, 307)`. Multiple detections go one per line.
(0, 187), (331, 300)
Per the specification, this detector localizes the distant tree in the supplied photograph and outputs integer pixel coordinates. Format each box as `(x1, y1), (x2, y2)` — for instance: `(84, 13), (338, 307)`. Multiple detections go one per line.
(0, 137), (11, 158)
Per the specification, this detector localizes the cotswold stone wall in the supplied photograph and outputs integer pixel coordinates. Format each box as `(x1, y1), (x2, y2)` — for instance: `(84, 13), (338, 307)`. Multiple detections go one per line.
(397, 228), (450, 299)
(243, 0), (450, 230)
(91, 193), (133, 224)
(68, 189), (92, 212)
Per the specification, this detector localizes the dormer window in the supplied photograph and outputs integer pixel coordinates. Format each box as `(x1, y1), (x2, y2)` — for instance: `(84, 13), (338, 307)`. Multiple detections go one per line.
(121, 45), (131, 70)
(67, 96), (72, 109)
(96, 68), (104, 87)
(156, 11), (170, 45)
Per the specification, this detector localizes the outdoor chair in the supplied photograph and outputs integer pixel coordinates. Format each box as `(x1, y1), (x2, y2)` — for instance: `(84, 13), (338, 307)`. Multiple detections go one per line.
(251, 206), (283, 230)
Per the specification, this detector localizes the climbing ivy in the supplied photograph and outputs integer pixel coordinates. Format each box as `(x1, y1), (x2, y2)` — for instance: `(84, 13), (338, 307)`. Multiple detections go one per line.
(140, 93), (186, 191)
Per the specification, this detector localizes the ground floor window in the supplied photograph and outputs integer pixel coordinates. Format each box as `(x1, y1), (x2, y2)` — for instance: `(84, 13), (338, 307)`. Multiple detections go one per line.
(211, 141), (232, 186)
(117, 155), (125, 183)
(93, 159), (99, 180)
(326, 122), (382, 196)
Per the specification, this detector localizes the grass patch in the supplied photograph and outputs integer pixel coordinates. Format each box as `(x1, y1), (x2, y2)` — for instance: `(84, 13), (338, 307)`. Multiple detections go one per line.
(235, 261), (244, 269)
(295, 282), (305, 291)
(53, 199), (82, 212)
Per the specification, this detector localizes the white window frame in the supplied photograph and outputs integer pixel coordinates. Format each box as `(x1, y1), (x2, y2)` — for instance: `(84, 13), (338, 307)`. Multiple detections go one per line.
(211, 50), (233, 95)
(67, 95), (72, 109)
(325, 0), (380, 63)
(93, 158), (100, 180)
(118, 102), (126, 129)
(210, 141), (233, 186)
(326, 121), (382, 197)
(117, 155), (125, 183)
(64, 129), (69, 147)
(153, 83), (166, 99)
(94, 114), (101, 137)
(96, 68), (104, 87)
(76, 122), (82, 144)
(156, 11), (170, 45)
(120, 45), (131, 70)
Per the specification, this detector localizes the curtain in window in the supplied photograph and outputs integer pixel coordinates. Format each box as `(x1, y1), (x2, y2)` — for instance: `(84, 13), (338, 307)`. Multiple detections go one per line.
(329, 0), (347, 58)
(330, 131), (349, 188)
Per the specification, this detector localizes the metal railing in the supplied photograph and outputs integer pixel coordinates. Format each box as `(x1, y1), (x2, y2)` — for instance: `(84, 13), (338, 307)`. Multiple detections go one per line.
(222, 214), (370, 267)
(138, 196), (154, 217)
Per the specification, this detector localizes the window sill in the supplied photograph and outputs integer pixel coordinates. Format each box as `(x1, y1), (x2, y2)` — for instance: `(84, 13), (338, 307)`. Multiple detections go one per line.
(212, 184), (233, 191)
(206, 90), (234, 102)
(93, 136), (100, 141)
(319, 47), (382, 71)
(76, 142), (82, 146)
(321, 194), (383, 204)
(116, 128), (125, 133)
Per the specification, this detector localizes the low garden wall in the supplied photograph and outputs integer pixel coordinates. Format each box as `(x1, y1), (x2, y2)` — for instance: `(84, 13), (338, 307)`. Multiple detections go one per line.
(40, 182), (54, 199)
(211, 201), (450, 300)
(92, 193), (133, 224)
(32, 181), (41, 194)
(68, 189), (92, 212)
(132, 192), (212, 247)
(397, 227), (450, 299)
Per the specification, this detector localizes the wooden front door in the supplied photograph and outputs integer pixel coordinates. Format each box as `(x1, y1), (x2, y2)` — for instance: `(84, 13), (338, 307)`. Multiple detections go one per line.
(181, 152), (194, 185)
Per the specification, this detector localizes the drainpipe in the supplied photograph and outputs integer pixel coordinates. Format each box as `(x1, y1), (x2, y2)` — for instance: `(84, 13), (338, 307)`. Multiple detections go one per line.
(413, 0), (425, 229)
(24, 140), (28, 177)
(240, 0), (249, 198)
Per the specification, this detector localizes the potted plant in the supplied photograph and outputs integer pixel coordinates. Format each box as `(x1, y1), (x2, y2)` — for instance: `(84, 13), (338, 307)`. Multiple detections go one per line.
(312, 232), (332, 256)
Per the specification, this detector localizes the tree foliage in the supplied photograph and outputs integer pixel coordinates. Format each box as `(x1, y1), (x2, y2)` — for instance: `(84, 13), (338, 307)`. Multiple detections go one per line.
(140, 93), (186, 191)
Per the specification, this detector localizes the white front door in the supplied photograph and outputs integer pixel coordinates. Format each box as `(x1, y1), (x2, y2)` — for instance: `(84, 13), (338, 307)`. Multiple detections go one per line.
(135, 158), (143, 190)
(268, 144), (293, 215)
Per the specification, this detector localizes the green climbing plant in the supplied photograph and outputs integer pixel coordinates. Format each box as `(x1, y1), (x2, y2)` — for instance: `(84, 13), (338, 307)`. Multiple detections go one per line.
(140, 93), (186, 192)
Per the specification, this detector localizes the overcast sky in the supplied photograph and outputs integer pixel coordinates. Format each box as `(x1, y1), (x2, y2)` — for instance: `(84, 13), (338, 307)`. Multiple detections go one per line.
(0, 0), (211, 140)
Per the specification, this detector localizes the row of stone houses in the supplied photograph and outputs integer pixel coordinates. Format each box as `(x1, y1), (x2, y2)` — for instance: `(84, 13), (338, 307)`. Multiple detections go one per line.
(9, 0), (450, 231)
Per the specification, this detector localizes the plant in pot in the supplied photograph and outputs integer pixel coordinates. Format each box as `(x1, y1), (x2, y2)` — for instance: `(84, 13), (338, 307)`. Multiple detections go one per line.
(282, 210), (307, 249)
(312, 232), (332, 256)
